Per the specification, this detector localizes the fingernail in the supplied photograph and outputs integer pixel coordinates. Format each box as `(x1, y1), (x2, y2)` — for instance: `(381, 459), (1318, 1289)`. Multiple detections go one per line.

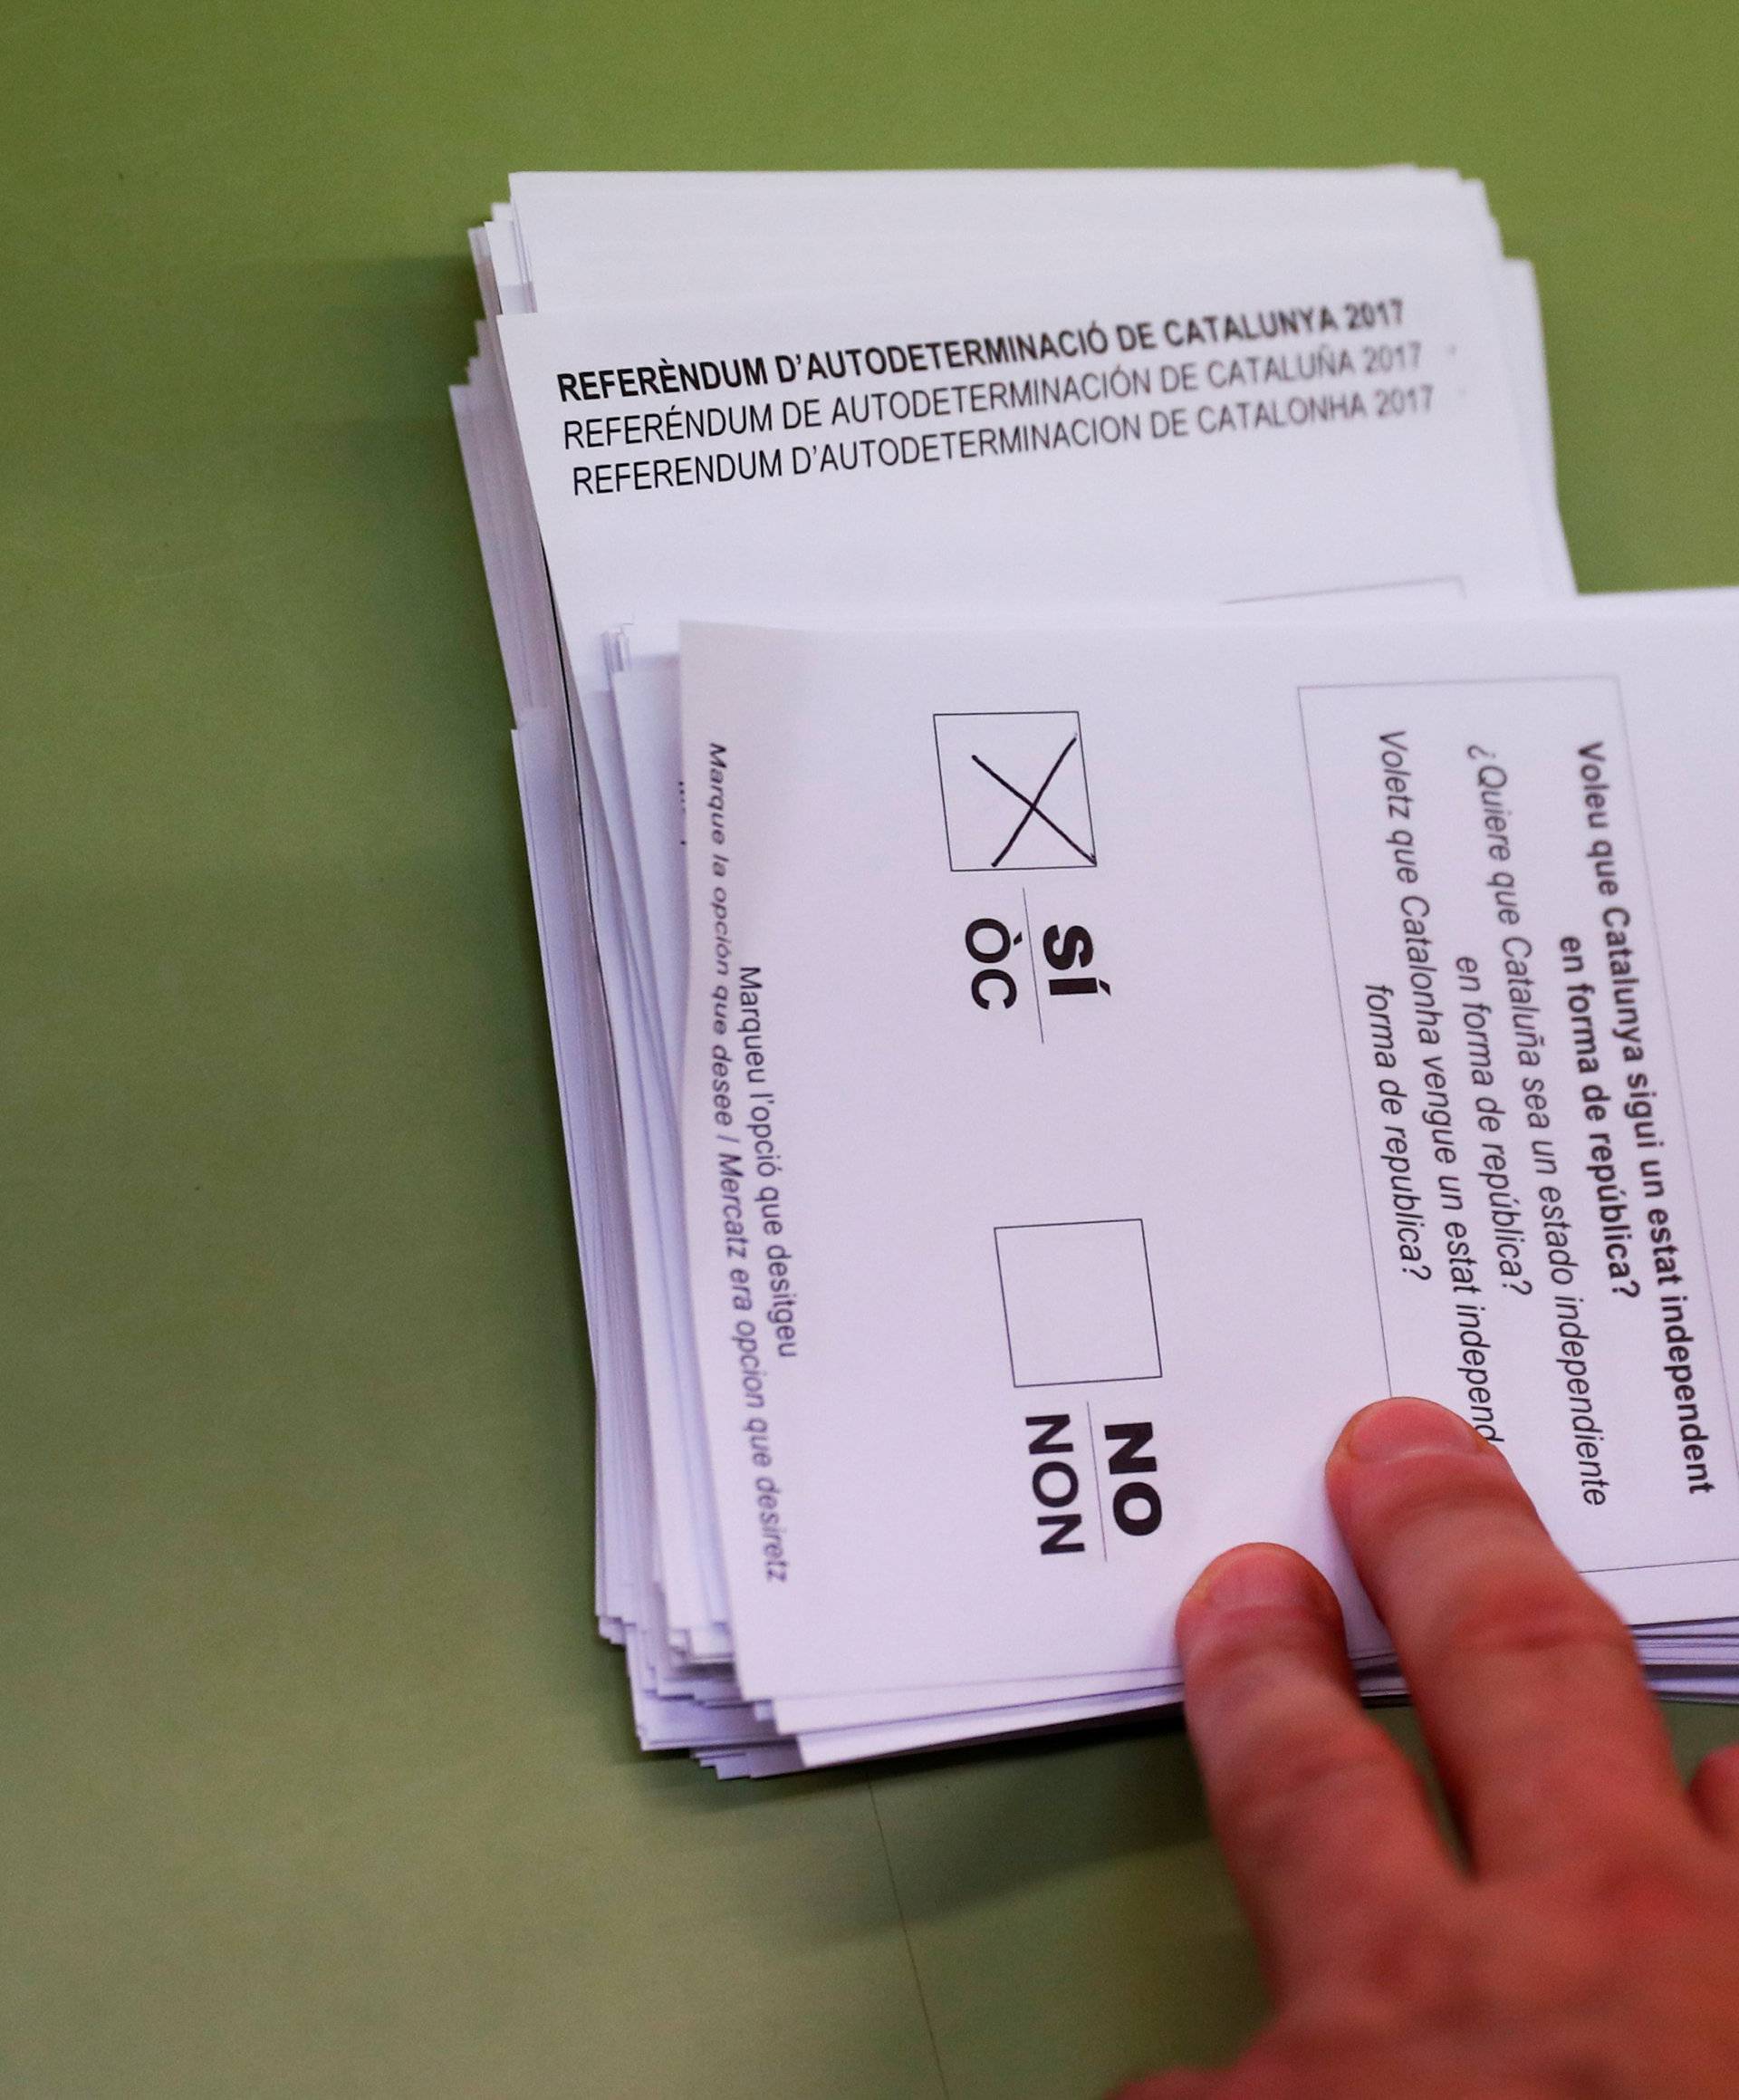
(1183, 1543), (1318, 1618)
(1345, 1395), (1479, 1464)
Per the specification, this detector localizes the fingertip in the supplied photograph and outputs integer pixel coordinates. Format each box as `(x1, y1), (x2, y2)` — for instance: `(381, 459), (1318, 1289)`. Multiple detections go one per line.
(1325, 1396), (1532, 1540)
(1176, 1541), (1338, 1659)
(1332, 1394), (1491, 1468)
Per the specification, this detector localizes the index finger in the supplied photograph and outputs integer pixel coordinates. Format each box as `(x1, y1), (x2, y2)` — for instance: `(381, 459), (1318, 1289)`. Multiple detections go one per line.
(1327, 1396), (1690, 1874)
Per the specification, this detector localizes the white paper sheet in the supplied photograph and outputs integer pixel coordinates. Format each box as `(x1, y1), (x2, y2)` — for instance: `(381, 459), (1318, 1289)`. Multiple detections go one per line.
(677, 602), (1739, 1706)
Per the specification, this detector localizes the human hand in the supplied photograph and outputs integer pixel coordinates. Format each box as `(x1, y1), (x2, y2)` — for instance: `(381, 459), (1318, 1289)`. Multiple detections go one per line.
(1119, 1395), (1739, 2100)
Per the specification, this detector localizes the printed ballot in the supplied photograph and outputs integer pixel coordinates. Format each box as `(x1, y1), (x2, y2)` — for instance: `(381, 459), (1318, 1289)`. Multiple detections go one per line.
(450, 169), (1739, 1774)
(677, 606), (1739, 1715)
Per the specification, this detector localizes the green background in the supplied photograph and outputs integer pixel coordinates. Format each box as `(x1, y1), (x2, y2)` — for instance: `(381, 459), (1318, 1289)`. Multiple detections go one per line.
(5, 4), (1738, 2094)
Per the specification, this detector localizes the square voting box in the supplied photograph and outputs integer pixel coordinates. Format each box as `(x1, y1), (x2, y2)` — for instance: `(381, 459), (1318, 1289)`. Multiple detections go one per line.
(994, 1219), (1163, 1388)
(933, 709), (1097, 872)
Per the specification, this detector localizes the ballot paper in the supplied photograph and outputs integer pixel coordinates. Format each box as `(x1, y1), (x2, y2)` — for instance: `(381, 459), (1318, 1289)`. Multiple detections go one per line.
(445, 169), (1739, 1775)
(677, 601), (1739, 1731)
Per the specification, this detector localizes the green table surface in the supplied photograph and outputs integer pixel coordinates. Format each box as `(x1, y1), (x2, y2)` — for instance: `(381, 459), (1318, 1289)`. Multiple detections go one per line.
(5, 5), (1739, 2095)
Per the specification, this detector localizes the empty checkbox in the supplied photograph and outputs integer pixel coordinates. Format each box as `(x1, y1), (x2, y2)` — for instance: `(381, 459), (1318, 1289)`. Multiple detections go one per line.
(994, 1219), (1162, 1387)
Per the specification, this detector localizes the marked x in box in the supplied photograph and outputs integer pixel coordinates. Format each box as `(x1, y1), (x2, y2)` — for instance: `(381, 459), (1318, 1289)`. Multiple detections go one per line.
(994, 1219), (1162, 1388)
(934, 709), (1097, 872)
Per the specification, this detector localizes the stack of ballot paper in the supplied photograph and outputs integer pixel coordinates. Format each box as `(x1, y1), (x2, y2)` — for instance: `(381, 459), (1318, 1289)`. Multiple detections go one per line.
(452, 169), (1739, 1775)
